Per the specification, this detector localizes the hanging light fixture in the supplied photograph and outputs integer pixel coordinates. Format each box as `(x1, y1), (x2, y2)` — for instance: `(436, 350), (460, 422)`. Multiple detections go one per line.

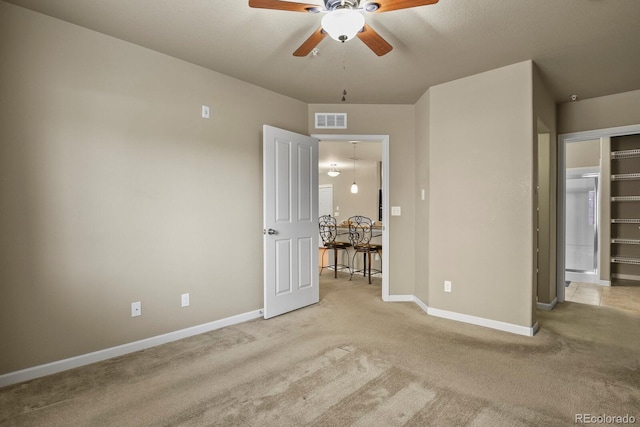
(327, 164), (341, 177)
(351, 142), (358, 194)
(321, 8), (365, 43)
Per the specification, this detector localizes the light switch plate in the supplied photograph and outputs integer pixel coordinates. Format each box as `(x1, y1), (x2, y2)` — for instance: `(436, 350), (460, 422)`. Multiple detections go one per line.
(202, 105), (210, 119)
(391, 206), (401, 216)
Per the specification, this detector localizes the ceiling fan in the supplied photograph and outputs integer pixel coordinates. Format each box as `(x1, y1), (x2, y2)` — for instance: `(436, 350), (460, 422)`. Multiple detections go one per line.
(248, 0), (439, 57)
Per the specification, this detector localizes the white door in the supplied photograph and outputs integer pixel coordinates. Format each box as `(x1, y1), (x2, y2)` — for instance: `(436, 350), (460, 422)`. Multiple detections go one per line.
(318, 185), (333, 218)
(263, 125), (319, 319)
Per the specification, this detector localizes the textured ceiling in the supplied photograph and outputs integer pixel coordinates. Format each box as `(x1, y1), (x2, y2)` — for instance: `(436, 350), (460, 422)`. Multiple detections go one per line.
(4, 0), (640, 104)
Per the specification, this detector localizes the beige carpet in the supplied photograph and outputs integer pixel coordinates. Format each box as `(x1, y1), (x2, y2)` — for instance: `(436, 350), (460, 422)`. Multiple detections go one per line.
(1, 274), (640, 426)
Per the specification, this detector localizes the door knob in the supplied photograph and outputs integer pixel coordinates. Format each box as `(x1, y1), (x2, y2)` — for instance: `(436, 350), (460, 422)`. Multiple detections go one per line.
(266, 228), (277, 235)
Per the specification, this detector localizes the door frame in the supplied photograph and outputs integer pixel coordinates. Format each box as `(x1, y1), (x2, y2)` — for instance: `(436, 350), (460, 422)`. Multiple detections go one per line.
(312, 133), (390, 301)
(557, 123), (640, 302)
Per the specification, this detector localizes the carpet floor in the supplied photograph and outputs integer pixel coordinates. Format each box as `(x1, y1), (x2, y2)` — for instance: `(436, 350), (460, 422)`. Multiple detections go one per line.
(1, 273), (639, 426)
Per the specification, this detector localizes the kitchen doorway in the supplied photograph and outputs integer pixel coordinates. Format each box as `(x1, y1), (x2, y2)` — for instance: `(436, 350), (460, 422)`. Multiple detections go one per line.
(314, 134), (390, 301)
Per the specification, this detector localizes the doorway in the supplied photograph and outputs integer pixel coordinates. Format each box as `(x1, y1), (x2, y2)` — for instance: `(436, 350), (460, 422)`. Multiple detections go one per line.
(313, 134), (390, 301)
(564, 139), (602, 286)
(557, 124), (640, 303)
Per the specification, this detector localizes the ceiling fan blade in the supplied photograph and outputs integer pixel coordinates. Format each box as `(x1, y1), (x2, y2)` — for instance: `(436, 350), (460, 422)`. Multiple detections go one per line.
(248, 0), (322, 13)
(356, 24), (393, 56)
(293, 27), (327, 56)
(368, 0), (439, 13)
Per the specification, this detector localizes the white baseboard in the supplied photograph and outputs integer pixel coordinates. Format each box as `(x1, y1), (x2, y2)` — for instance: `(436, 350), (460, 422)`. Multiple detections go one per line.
(1, 293), (541, 387)
(411, 296), (537, 337)
(0, 309), (263, 388)
(537, 297), (558, 311)
(385, 294), (414, 302)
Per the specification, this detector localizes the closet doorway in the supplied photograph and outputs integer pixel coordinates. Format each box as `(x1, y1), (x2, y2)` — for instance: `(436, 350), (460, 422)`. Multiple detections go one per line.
(558, 124), (640, 304)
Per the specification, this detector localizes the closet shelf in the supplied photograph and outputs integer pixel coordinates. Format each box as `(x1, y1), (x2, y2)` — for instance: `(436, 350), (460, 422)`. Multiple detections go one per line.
(611, 149), (640, 159)
(612, 238), (640, 245)
(612, 173), (640, 181)
(612, 218), (640, 224)
(612, 196), (640, 202)
(611, 256), (640, 265)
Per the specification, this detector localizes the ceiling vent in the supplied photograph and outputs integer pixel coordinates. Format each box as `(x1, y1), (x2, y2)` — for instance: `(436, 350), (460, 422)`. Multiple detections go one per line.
(315, 113), (347, 129)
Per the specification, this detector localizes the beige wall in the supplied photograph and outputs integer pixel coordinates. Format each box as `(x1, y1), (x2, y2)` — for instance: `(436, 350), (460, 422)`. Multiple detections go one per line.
(537, 133), (553, 304)
(427, 61), (536, 328)
(533, 65), (558, 307)
(566, 139), (600, 169)
(308, 104), (416, 296)
(1, 2), (562, 377)
(558, 89), (640, 134)
(414, 91), (431, 304)
(0, 3), (308, 374)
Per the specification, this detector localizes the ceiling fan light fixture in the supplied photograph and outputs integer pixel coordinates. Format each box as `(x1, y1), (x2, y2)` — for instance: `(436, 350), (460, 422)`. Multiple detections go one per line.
(321, 9), (365, 43)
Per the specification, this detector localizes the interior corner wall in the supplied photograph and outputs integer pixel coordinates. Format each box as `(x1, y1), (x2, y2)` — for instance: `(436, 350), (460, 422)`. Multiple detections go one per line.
(533, 64), (558, 307)
(0, 2), (308, 375)
(428, 61), (535, 328)
(414, 90), (431, 304)
(308, 104), (416, 296)
(558, 89), (640, 134)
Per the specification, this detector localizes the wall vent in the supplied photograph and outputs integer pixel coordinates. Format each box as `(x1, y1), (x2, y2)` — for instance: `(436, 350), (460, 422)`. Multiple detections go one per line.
(315, 113), (347, 129)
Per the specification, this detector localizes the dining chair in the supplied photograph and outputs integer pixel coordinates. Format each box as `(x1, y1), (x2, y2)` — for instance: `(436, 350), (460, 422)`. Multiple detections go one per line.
(347, 215), (382, 284)
(319, 215), (352, 278)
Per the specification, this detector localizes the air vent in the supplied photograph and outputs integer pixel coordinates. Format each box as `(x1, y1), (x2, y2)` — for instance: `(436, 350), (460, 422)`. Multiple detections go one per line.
(315, 113), (347, 129)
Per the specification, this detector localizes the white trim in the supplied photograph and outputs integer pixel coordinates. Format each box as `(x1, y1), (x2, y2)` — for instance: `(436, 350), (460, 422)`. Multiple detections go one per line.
(386, 294), (414, 302)
(412, 296), (537, 337)
(413, 296), (429, 313)
(312, 133), (390, 301)
(537, 297), (558, 311)
(560, 124), (640, 142)
(0, 309), (263, 388)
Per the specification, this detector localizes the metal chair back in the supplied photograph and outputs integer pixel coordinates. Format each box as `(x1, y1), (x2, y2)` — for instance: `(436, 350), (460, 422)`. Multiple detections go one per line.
(319, 214), (338, 246)
(348, 215), (375, 248)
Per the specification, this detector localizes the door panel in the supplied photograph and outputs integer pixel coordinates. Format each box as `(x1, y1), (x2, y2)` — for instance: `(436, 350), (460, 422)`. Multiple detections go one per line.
(298, 237), (313, 289)
(264, 125), (319, 319)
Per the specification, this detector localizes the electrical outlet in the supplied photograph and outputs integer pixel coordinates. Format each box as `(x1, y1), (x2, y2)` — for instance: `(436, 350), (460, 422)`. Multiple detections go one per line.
(444, 281), (452, 293)
(131, 301), (141, 317)
(181, 293), (190, 307)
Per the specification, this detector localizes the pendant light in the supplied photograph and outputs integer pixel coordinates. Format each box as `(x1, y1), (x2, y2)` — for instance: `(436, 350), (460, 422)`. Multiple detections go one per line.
(327, 164), (341, 177)
(351, 142), (358, 194)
